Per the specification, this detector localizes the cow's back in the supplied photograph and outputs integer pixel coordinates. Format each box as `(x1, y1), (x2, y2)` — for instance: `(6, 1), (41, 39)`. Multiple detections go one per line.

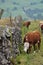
(32, 31), (41, 43)
(24, 31), (41, 44)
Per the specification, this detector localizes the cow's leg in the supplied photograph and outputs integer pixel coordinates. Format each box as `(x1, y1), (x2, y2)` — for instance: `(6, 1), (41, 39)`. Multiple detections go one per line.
(33, 44), (36, 53)
(38, 41), (40, 52)
(27, 46), (31, 54)
(27, 49), (29, 54)
(29, 45), (32, 53)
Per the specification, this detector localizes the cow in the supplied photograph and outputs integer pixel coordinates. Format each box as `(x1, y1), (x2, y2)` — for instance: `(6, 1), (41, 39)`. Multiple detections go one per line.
(23, 31), (41, 53)
(40, 24), (43, 33)
(23, 21), (31, 28)
(41, 25), (43, 30)
(39, 21), (43, 33)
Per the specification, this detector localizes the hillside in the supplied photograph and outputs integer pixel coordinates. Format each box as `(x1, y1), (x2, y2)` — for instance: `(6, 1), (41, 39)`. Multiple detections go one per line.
(0, 18), (15, 26)
(0, 19), (43, 65)
(16, 21), (43, 65)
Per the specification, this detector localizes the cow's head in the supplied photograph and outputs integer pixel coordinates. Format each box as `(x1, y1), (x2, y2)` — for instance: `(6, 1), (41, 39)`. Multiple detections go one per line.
(24, 42), (29, 53)
(23, 34), (30, 53)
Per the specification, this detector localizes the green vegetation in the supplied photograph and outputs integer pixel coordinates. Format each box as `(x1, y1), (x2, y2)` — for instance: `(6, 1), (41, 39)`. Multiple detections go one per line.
(0, 20), (43, 65)
(16, 21), (43, 65)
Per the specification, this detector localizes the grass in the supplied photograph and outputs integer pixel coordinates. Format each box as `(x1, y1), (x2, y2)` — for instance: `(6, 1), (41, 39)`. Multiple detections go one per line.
(16, 20), (43, 65)
(0, 20), (43, 65)
(16, 52), (43, 65)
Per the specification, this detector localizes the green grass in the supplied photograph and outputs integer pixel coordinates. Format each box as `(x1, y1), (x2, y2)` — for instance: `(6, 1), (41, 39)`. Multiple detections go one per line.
(16, 21), (43, 65)
(0, 20), (43, 65)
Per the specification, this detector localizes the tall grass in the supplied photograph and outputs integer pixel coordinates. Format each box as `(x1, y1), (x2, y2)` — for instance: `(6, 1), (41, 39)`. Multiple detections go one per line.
(16, 21), (43, 65)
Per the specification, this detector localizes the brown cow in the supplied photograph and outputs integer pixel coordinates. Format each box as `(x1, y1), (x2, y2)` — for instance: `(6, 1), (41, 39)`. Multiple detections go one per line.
(39, 21), (43, 33)
(41, 25), (43, 30)
(40, 25), (43, 33)
(23, 31), (41, 53)
(23, 21), (31, 28)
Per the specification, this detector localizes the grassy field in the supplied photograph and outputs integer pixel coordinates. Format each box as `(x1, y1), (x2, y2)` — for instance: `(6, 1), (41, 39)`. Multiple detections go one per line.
(16, 21), (43, 65)
(0, 20), (43, 65)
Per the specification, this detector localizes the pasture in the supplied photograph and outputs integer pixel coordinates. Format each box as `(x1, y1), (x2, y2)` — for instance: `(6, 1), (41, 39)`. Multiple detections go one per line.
(0, 20), (43, 65)
(16, 21), (43, 65)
